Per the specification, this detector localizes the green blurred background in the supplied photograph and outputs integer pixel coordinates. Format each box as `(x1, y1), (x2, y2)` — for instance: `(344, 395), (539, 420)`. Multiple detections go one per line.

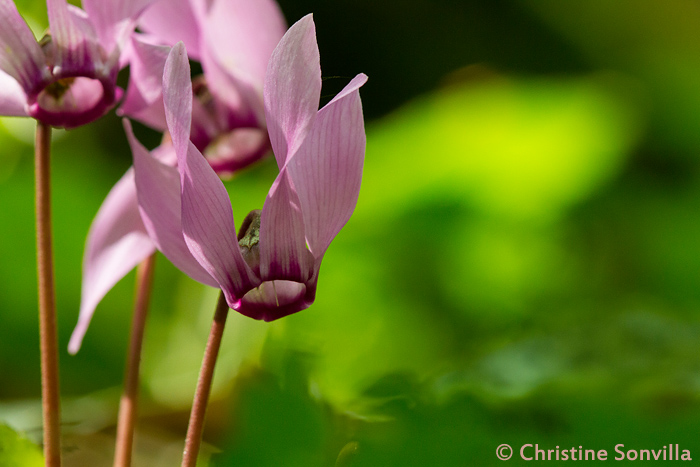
(2, 0), (700, 465)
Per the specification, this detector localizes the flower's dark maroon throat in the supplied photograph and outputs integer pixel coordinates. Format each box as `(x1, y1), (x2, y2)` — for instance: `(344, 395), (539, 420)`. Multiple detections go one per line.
(234, 209), (315, 321)
(43, 76), (75, 99)
(24, 34), (121, 128)
(239, 280), (310, 321)
(29, 75), (120, 128)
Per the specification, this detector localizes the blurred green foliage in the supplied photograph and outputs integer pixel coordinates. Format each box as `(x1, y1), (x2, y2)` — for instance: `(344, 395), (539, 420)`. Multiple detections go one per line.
(3, 0), (700, 466)
(0, 425), (43, 467)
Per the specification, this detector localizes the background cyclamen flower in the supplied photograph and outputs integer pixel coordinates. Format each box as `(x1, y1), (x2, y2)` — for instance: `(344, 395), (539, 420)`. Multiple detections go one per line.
(129, 16), (366, 320)
(121, 0), (287, 175)
(0, 0), (153, 128)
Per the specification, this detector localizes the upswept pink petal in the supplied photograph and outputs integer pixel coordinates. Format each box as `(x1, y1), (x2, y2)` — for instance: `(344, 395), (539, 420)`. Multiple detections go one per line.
(138, 0), (203, 60)
(68, 168), (155, 354)
(287, 74), (368, 258)
(126, 119), (219, 288)
(0, 0), (46, 90)
(47, 0), (101, 75)
(204, 0), (286, 101)
(179, 138), (260, 307)
(163, 43), (259, 303)
(119, 35), (169, 130)
(163, 42), (192, 161)
(259, 169), (313, 281)
(81, 0), (153, 54)
(0, 70), (27, 116)
(264, 14), (321, 167)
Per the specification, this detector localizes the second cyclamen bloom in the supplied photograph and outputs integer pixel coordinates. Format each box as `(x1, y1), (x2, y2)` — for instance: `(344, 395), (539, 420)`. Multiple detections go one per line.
(122, 0), (287, 175)
(0, 0), (152, 128)
(130, 15), (367, 320)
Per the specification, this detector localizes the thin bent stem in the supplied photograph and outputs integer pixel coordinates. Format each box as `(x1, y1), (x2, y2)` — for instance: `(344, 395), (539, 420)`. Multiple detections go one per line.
(113, 253), (157, 467)
(35, 121), (61, 467)
(181, 291), (229, 467)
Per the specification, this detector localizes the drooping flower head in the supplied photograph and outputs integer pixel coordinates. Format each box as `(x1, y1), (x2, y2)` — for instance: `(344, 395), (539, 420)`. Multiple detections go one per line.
(0, 0), (152, 128)
(130, 15), (367, 320)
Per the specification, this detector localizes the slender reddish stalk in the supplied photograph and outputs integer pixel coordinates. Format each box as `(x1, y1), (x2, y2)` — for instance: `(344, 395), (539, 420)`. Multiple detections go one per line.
(35, 121), (61, 467)
(181, 291), (229, 467)
(113, 253), (157, 467)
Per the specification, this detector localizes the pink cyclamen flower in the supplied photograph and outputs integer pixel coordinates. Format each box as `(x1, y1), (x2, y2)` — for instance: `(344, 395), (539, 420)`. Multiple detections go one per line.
(130, 15), (366, 320)
(0, 0), (152, 128)
(68, 0), (287, 352)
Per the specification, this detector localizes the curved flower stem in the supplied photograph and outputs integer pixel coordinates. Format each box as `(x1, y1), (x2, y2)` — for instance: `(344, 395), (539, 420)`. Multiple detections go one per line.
(113, 253), (157, 467)
(35, 121), (61, 467)
(181, 291), (229, 467)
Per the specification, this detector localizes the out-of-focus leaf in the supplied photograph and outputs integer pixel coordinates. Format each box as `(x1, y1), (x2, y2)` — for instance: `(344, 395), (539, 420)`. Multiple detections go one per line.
(212, 362), (331, 467)
(360, 75), (644, 221)
(0, 424), (43, 467)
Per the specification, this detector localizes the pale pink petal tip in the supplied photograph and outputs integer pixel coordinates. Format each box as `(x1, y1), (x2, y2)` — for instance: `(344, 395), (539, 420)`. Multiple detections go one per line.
(264, 13), (321, 167)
